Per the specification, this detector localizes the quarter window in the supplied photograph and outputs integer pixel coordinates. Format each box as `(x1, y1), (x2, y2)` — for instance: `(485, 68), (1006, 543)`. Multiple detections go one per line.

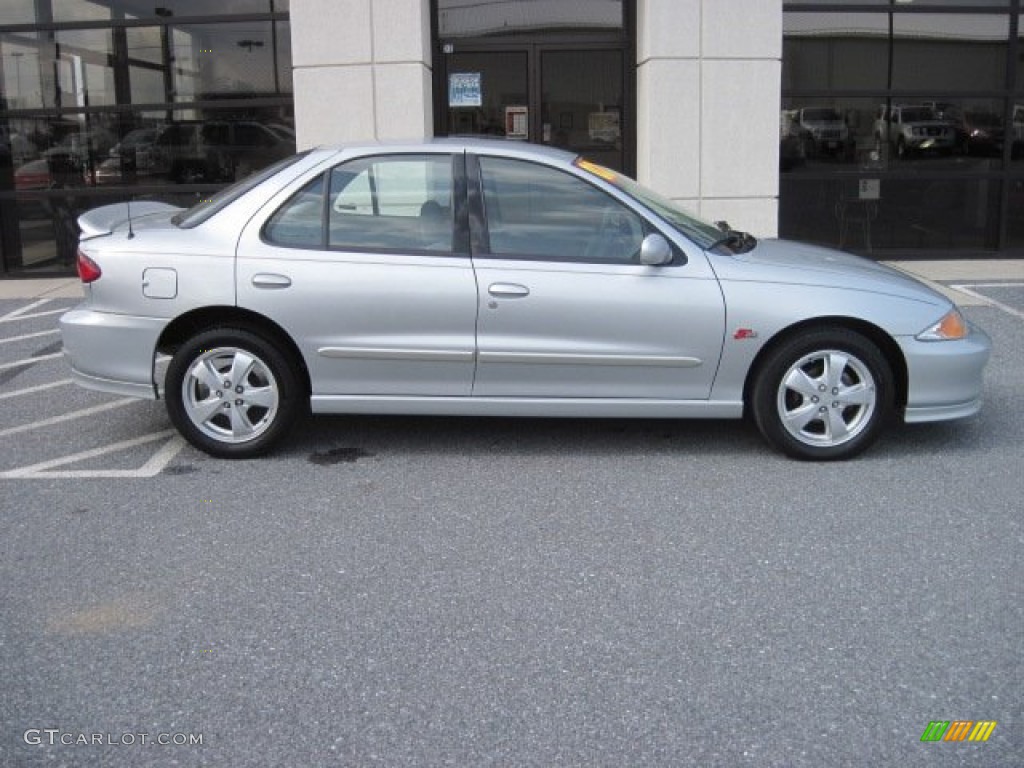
(477, 156), (645, 263)
(263, 175), (326, 248)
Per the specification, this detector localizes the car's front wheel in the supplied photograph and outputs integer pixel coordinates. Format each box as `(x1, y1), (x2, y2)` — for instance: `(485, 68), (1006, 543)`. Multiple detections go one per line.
(165, 328), (301, 458)
(751, 328), (893, 461)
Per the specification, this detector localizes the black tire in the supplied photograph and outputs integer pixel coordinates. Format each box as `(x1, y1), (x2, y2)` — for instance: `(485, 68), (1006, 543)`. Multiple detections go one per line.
(751, 328), (893, 461)
(165, 328), (301, 458)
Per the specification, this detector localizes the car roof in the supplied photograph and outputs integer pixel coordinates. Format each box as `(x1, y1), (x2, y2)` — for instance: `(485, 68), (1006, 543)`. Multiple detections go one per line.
(313, 136), (580, 164)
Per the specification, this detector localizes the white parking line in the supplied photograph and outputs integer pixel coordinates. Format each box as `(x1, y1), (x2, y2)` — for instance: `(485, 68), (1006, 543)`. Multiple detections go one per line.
(0, 329), (60, 345)
(0, 352), (64, 371)
(0, 308), (67, 324)
(0, 398), (136, 439)
(952, 283), (1024, 321)
(0, 430), (185, 479)
(0, 298), (50, 321)
(0, 379), (73, 401)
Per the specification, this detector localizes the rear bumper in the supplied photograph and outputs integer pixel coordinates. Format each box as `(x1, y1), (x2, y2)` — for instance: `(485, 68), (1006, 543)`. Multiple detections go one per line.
(59, 307), (166, 400)
(898, 323), (991, 424)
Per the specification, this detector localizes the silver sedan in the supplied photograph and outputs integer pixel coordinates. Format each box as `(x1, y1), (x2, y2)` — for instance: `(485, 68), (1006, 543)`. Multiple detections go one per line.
(60, 138), (991, 460)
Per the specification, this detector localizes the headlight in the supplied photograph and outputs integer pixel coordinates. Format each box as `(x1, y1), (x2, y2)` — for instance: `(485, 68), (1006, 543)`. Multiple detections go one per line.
(917, 309), (969, 341)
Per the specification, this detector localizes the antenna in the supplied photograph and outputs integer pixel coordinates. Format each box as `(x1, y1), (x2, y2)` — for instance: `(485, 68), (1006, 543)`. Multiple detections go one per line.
(126, 196), (135, 239)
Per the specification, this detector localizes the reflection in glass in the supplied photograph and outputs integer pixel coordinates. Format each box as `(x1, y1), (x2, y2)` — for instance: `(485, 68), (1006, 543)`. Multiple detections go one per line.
(541, 50), (623, 171)
(1, 5), (293, 276)
(172, 22), (288, 99)
(1005, 178), (1024, 247)
(1, 33), (52, 111)
(90, 113), (295, 187)
(780, 177), (999, 252)
(0, 1), (34, 25)
(438, 0), (622, 38)
(783, 14), (888, 91)
(126, 27), (166, 104)
(892, 14), (1008, 92)
(55, 29), (116, 107)
(52, 1), (286, 22)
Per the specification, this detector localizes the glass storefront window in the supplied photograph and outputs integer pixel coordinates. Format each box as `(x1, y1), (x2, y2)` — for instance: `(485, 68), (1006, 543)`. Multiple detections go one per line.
(1, 33), (53, 111)
(438, 0), (623, 38)
(55, 29), (117, 108)
(0, 1), (35, 26)
(780, 177), (1001, 252)
(784, 1), (888, 5)
(782, 4), (1020, 254)
(892, 14), (1009, 92)
(4, 1), (286, 25)
(1011, 103), (1024, 165)
(1005, 177), (1024, 248)
(172, 22), (290, 100)
(1, 4), (292, 275)
(785, 1), (1009, 5)
(55, 1), (287, 23)
(783, 14), (889, 92)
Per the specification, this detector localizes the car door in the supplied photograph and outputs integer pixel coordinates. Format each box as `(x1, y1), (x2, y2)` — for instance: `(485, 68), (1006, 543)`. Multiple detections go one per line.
(469, 153), (725, 400)
(237, 151), (478, 398)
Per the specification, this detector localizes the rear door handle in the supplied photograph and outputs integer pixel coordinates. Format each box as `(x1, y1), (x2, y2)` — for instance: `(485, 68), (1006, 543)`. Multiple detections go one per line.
(488, 283), (530, 298)
(251, 273), (292, 289)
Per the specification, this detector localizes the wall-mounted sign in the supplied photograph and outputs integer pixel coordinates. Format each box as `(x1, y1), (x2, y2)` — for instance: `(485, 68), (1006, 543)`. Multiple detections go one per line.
(505, 106), (528, 139)
(588, 111), (620, 142)
(448, 72), (481, 108)
(859, 179), (881, 200)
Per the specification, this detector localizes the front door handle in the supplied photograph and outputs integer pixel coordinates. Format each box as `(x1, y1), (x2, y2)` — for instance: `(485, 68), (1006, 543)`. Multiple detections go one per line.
(488, 283), (530, 298)
(251, 273), (292, 289)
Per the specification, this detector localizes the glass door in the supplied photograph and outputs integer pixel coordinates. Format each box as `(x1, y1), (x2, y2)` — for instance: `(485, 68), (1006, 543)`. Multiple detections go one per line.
(444, 50), (529, 138)
(440, 46), (627, 172)
(540, 49), (624, 171)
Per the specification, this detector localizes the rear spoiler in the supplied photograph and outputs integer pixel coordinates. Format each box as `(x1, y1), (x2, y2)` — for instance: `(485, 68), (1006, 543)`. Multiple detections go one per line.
(77, 201), (182, 239)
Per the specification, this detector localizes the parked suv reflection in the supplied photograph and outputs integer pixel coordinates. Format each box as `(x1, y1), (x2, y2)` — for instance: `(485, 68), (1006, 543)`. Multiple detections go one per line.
(874, 105), (956, 159)
(92, 120), (295, 186)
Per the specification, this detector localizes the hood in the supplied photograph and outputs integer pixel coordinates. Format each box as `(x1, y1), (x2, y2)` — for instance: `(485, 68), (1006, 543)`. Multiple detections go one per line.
(78, 201), (183, 240)
(713, 238), (949, 307)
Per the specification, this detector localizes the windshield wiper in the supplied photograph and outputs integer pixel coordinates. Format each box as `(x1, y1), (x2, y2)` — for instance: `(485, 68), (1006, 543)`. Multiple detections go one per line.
(708, 223), (757, 253)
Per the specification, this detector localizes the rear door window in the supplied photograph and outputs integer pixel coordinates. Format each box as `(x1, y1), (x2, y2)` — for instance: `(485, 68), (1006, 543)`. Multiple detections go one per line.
(328, 155), (455, 253)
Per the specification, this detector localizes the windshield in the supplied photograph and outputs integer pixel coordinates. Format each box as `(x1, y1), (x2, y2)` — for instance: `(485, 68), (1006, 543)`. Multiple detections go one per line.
(804, 109), (840, 121)
(172, 151), (311, 229)
(574, 158), (724, 249)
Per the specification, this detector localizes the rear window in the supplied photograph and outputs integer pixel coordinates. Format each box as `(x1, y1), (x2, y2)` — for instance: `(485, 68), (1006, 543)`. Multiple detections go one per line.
(172, 151), (311, 229)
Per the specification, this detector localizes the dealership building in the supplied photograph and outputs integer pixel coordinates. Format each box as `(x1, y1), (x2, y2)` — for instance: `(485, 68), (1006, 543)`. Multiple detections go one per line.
(2, 0), (1022, 277)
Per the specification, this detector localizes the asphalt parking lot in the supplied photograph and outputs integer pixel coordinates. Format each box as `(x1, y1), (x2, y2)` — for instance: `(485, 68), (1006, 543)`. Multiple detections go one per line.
(1, 285), (1021, 767)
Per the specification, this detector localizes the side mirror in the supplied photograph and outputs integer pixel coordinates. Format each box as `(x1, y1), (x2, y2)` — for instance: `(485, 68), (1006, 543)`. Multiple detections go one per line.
(639, 233), (673, 266)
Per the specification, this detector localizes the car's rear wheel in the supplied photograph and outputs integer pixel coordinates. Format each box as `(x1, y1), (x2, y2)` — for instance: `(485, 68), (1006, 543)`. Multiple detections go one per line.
(751, 328), (893, 461)
(165, 328), (300, 458)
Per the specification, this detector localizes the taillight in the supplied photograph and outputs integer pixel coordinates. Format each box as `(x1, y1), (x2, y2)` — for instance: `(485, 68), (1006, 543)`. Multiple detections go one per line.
(76, 249), (102, 283)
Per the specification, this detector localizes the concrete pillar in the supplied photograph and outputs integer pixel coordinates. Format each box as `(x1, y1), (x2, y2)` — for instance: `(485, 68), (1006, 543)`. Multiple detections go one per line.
(637, 0), (782, 236)
(290, 0), (433, 149)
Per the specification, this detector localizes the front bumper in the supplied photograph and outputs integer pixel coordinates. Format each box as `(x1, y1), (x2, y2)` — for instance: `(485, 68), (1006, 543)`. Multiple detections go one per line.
(59, 307), (167, 399)
(898, 323), (991, 423)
